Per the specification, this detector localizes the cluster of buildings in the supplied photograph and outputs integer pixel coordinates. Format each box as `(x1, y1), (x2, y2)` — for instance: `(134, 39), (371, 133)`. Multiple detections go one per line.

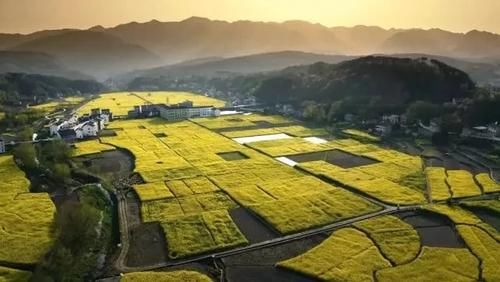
(127, 100), (220, 120)
(462, 123), (500, 140)
(49, 108), (111, 141)
(47, 100), (220, 142)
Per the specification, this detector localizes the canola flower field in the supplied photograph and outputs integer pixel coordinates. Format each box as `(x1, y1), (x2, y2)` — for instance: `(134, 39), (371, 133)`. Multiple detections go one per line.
(121, 270), (212, 282)
(67, 92), (500, 281)
(425, 167), (499, 201)
(30, 96), (87, 114)
(278, 207), (498, 282)
(92, 117), (381, 257)
(0, 155), (55, 266)
(77, 91), (225, 116)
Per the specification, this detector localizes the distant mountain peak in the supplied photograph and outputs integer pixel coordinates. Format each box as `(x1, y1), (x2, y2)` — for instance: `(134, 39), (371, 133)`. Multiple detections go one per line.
(89, 25), (105, 31)
(181, 16), (211, 23)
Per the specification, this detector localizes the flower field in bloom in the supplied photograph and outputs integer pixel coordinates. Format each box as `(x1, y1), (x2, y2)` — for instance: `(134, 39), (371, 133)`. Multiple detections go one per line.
(0, 155), (55, 265)
(98, 117), (380, 257)
(72, 140), (116, 157)
(78, 91), (225, 116)
(121, 270), (212, 282)
(425, 168), (495, 201)
(278, 228), (391, 281)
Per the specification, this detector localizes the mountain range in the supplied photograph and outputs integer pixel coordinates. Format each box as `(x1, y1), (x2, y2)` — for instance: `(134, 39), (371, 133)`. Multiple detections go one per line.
(1, 17), (500, 81)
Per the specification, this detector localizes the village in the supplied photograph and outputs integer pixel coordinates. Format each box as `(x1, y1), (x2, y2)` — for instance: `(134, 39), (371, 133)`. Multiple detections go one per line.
(46, 100), (220, 141)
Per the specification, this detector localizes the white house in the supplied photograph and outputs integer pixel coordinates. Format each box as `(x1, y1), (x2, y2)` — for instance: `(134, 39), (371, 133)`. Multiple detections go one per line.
(49, 120), (67, 136)
(81, 121), (99, 137)
(382, 114), (406, 125)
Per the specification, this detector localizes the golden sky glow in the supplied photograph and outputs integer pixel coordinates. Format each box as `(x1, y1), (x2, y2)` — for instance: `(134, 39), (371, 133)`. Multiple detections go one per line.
(1, 0), (499, 34)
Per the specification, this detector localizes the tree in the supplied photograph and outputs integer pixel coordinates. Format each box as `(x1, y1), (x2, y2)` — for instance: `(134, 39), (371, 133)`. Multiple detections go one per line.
(14, 143), (38, 170)
(41, 140), (71, 164)
(327, 101), (342, 122)
(33, 186), (110, 281)
(302, 101), (326, 123)
(18, 127), (34, 141)
(440, 113), (463, 134)
(406, 101), (441, 124)
(253, 77), (293, 104)
(52, 163), (71, 183)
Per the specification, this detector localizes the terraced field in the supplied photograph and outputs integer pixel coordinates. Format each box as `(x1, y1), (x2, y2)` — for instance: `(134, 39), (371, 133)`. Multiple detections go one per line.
(0, 155), (55, 265)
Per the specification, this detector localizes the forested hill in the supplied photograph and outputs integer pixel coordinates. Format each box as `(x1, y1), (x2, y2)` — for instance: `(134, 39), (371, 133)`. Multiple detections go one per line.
(0, 73), (104, 105)
(253, 56), (476, 106)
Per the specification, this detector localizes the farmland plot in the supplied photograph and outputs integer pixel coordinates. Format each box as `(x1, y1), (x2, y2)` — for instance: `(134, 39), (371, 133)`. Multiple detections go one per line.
(0, 266), (32, 281)
(376, 247), (479, 282)
(78, 91), (224, 116)
(354, 215), (421, 265)
(161, 210), (247, 259)
(446, 170), (482, 198)
(72, 140), (116, 157)
(425, 167), (451, 201)
(249, 189), (381, 234)
(278, 228), (391, 281)
(0, 155), (55, 265)
(474, 173), (500, 193)
(98, 116), (386, 258)
(121, 270), (212, 282)
(248, 134), (427, 205)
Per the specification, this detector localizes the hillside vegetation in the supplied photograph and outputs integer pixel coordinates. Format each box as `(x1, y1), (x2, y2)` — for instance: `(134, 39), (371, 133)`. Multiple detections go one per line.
(253, 56), (475, 105)
(0, 72), (103, 105)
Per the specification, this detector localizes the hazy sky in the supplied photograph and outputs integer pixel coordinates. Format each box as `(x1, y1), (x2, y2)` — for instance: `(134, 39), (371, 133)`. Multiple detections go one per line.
(1, 0), (499, 34)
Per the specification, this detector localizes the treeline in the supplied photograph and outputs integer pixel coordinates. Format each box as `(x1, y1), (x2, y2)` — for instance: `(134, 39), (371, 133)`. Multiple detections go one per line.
(0, 72), (104, 105)
(298, 88), (500, 135)
(34, 184), (113, 281)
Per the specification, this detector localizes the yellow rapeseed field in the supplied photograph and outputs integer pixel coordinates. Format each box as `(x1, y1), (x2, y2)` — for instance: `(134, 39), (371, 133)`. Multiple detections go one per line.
(354, 215), (421, 265)
(0, 155), (55, 265)
(78, 91), (225, 116)
(121, 270), (212, 282)
(94, 114), (382, 256)
(376, 247), (479, 282)
(278, 228), (391, 281)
